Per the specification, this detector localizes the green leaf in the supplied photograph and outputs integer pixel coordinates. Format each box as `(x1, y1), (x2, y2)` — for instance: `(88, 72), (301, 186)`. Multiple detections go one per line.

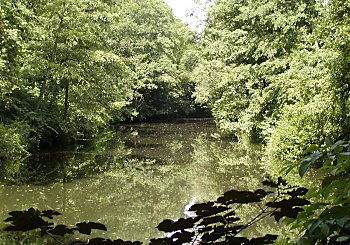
(319, 223), (329, 236)
(336, 236), (350, 242)
(299, 162), (311, 178)
(325, 137), (333, 147)
(331, 140), (346, 151)
(307, 220), (322, 234)
(336, 217), (349, 227)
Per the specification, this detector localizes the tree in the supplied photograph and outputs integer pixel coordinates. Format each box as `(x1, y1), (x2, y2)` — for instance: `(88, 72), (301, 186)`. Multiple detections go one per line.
(110, 0), (197, 120)
(20, 0), (130, 141)
(0, 1), (33, 159)
(193, 0), (318, 140)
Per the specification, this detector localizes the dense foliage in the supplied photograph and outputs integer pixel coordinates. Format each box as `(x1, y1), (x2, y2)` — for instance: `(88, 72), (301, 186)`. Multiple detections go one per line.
(0, 0), (196, 160)
(193, 0), (350, 166)
(191, 1), (350, 243)
(286, 138), (350, 244)
(2, 0), (350, 243)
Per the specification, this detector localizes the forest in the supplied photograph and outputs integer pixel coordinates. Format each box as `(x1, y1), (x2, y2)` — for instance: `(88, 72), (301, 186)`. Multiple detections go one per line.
(1, 0), (350, 244)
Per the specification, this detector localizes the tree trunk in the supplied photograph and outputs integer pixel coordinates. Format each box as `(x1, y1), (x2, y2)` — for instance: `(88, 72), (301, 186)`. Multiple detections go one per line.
(64, 80), (69, 118)
(35, 80), (46, 112)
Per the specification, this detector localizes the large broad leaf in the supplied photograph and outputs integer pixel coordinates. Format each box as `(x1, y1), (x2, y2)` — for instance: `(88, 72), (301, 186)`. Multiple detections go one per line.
(272, 207), (304, 222)
(41, 210), (62, 219)
(299, 162), (312, 178)
(4, 208), (53, 232)
(199, 216), (225, 226)
(76, 222), (92, 235)
(217, 189), (267, 204)
(226, 237), (249, 244)
(267, 198), (310, 209)
(157, 218), (194, 232)
(75, 221), (107, 235)
(201, 230), (225, 242)
(47, 225), (74, 236)
(171, 231), (194, 243)
(87, 222), (107, 231)
(249, 234), (278, 244)
(149, 238), (173, 245)
(286, 188), (308, 198)
(70, 238), (142, 245)
(189, 202), (214, 212)
(193, 205), (229, 219)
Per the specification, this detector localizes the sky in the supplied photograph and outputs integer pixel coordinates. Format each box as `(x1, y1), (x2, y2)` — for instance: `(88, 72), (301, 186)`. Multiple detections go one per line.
(163, 0), (207, 32)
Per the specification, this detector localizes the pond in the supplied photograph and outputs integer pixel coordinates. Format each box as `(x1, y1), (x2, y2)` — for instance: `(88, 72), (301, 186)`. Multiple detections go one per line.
(0, 119), (276, 243)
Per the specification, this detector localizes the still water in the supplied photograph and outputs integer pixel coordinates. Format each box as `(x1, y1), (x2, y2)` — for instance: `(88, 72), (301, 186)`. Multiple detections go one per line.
(0, 119), (273, 243)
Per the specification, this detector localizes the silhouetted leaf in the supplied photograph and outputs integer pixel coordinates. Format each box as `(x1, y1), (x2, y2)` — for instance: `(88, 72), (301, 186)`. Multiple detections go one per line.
(88, 222), (107, 231)
(201, 231), (225, 242)
(249, 234), (278, 244)
(262, 180), (278, 188)
(195, 206), (229, 218)
(149, 238), (173, 245)
(78, 238), (140, 245)
(4, 226), (19, 231)
(267, 198), (310, 209)
(47, 225), (74, 236)
(226, 237), (249, 244)
(254, 189), (269, 197)
(189, 202), (215, 212)
(156, 219), (175, 232)
(86, 238), (112, 245)
(110, 239), (142, 245)
(286, 188), (308, 197)
(8, 210), (25, 217)
(76, 222), (92, 235)
(272, 207), (304, 221)
(4, 217), (13, 222)
(227, 225), (245, 234)
(69, 241), (87, 245)
(41, 210), (61, 219)
(223, 210), (236, 218)
(173, 218), (195, 231)
(4, 209), (53, 232)
(217, 190), (265, 204)
(213, 225), (226, 234)
(226, 217), (240, 223)
(200, 216), (225, 226)
(277, 177), (287, 186)
(157, 218), (194, 232)
(198, 226), (214, 233)
(171, 231), (194, 243)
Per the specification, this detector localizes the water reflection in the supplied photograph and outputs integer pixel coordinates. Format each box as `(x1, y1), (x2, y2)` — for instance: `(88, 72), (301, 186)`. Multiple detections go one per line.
(0, 119), (276, 243)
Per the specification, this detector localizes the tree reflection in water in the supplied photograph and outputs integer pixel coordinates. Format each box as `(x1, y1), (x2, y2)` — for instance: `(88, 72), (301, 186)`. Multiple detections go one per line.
(0, 120), (279, 243)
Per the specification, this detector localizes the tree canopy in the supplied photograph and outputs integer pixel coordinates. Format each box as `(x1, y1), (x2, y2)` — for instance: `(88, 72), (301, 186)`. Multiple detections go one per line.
(2, 0), (350, 243)
(0, 0), (197, 159)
